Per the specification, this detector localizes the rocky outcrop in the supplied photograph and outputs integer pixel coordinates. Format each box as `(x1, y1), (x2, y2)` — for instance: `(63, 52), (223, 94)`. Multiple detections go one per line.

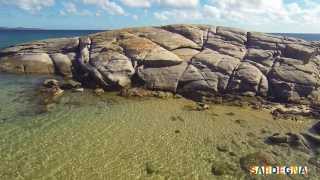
(1, 24), (320, 103)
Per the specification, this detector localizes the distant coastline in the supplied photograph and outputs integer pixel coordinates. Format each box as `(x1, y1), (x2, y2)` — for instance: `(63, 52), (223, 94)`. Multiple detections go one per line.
(0, 27), (106, 31)
(0, 29), (104, 49)
(0, 27), (44, 30)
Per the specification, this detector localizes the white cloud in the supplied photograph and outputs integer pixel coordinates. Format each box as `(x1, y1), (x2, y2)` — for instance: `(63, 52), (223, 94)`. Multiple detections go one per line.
(203, 0), (320, 25)
(0, 0), (54, 12)
(158, 0), (199, 8)
(121, 0), (151, 8)
(60, 2), (94, 16)
(60, 2), (77, 15)
(121, 0), (199, 8)
(83, 0), (125, 15)
(154, 9), (202, 21)
(205, 0), (288, 22)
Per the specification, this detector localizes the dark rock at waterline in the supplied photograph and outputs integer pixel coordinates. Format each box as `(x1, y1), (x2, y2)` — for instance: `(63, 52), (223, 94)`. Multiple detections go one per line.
(60, 79), (82, 89)
(1, 24), (319, 104)
(301, 132), (320, 147)
(43, 79), (59, 88)
(196, 102), (209, 111)
(266, 133), (312, 153)
(312, 122), (320, 134)
(94, 88), (104, 96)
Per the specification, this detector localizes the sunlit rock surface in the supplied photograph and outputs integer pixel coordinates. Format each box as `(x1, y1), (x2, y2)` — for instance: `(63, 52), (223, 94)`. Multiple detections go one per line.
(1, 24), (319, 102)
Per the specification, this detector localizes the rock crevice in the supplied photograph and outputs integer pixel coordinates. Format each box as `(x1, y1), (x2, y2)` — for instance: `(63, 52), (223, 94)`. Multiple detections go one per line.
(1, 24), (320, 103)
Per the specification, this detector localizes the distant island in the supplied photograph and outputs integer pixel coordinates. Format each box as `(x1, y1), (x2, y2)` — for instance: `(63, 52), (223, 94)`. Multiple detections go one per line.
(0, 27), (43, 30)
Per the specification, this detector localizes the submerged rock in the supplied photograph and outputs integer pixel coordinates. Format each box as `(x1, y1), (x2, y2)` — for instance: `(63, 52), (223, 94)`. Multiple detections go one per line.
(266, 132), (313, 153)
(61, 79), (82, 89)
(94, 88), (104, 96)
(1, 24), (319, 104)
(211, 162), (236, 176)
(240, 152), (276, 173)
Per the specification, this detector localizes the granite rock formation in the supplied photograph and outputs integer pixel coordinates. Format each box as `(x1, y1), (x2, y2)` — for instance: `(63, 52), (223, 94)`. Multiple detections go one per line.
(0, 25), (319, 103)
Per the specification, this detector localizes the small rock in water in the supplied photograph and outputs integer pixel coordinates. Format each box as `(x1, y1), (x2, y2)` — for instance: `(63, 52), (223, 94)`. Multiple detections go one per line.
(153, 91), (173, 99)
(119, 87), (151, 97)
(196, 102), (209, 111)
(226, 112), (235, 116)
(43, 79), (59, 88)
(235, 119), (246, 125)
(94, 88), (104, 96)
(40, 86), (64, 98)
(267, 133), (290, 144)
(174, 94), (183, 99)
(267, 133), (312, 153)
(217, 145), (229, 152)
(145, 162), (158, 175)
(170, 116), (177, 121)
(61, 79), (82, 89)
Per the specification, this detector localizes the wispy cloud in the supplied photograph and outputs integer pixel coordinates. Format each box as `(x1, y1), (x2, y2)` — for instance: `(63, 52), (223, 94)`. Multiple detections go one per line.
(82, 0), (125, 15)
(0, 0), (54, 12)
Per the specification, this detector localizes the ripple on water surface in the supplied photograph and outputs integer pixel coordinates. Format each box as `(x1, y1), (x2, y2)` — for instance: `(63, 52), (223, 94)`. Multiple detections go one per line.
(0, 74), (317, 179)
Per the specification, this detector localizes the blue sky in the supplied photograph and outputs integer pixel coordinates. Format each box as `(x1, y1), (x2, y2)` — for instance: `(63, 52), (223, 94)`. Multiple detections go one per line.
(0, 0), (319, 33)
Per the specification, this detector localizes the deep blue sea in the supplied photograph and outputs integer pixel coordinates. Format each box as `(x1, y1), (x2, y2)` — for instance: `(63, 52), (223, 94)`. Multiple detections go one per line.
(272, 33), (320, 42)
(0, 30), (319, 49)
(0, 30), (103, 49)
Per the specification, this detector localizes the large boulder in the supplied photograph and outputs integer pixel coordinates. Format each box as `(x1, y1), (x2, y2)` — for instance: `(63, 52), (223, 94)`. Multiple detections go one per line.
(192, 49), (240, 75)
(268, 57), (320, 102)
(91, 51), (135, 88)
(284, 44), (316, 63)
(270, 58), (320, 87)
(244, 48), (277, 74)
(228, 62), (268, 96)
(51, 53), (73, 77)
(138, 63), (188, 92)
(0, 53), (54, 74)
